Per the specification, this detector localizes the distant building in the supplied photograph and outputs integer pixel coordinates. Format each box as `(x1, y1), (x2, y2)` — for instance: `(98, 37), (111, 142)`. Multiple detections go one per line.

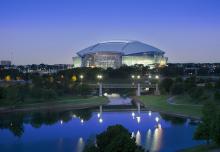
(0, 60), (11, 66)
(73, 40), (168, 69)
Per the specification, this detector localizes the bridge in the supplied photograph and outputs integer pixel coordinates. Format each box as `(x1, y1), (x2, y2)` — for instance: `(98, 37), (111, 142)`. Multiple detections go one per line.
(88, 83), (160, 96)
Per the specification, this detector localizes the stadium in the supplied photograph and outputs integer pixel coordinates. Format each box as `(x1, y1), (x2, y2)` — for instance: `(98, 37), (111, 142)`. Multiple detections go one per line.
(73, 40), (168, 69)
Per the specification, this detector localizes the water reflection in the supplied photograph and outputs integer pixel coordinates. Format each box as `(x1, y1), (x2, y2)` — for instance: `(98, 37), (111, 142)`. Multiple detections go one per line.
(135, 130), (141, 146)
(151, 125), (163, 152)
(76, 137), (85, 152)
(0, 109), (204, 152)
(145, 129), (152, 151)
(0, 108), (93, 137)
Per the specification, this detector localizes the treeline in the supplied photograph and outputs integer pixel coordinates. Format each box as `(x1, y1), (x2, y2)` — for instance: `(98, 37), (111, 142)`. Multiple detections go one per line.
(159, 77), (220, 103)
(1, 64), (220, 82)
(0, 74), (92, 105)
(194, 102), (220, 146)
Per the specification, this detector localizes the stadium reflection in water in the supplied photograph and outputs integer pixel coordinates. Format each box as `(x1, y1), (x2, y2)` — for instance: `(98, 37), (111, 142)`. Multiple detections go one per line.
(0, 108), (204, 152)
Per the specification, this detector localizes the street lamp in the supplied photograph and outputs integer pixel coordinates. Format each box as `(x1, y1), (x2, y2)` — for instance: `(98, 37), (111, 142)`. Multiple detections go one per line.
(155, 75), (159, 79)
(131, 75), (135, 79)
(80, 75), (84, 80)
(97, 74), (103, 80)
(137, 75), (141, 79)
(79, 74), (84, 84)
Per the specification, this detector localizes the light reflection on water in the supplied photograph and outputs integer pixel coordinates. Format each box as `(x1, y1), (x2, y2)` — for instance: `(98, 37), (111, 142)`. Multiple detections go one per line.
(76, 137), (84, 152)
(135, 130), (141, 146)
(0, 109), (204, 152)
(151, 124), (163, 152)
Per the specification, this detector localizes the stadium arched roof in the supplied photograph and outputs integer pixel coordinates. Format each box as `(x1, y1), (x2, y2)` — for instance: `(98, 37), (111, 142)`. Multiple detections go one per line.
(77, 40), (164, 57)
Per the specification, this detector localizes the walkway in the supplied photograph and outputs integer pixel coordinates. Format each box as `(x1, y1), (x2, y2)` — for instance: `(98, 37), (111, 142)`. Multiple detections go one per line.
(167, 96), (203, 107)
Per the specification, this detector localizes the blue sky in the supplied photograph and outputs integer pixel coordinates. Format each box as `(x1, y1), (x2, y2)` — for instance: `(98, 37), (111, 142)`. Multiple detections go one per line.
(0, 0), (220, 64)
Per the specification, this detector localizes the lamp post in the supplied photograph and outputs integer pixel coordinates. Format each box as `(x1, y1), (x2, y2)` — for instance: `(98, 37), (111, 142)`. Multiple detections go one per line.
(154, 75), (160, 95)
(97, 74), (103, 96)
(79, 74), (84, 84)
(131, 75), (135, 86)
(97, 74), (103, 82)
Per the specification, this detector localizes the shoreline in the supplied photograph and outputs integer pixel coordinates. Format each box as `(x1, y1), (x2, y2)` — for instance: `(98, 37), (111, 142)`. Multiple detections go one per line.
(0, 101), (200, 120)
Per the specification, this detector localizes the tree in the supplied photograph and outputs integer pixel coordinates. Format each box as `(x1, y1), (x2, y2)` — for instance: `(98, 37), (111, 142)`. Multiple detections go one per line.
(78, 84), (92, 96)
(214, 91), (220, 101)
(184, 76), (196, 91)
(84, 125), (144, 152)
(194, 102), (217, 144)
(171, 83), (184, 95)
(0, 87), (6, 99)
(189, 87), (204, 100)
(211, 111), (220, 145)
(159, 78), (173, 94)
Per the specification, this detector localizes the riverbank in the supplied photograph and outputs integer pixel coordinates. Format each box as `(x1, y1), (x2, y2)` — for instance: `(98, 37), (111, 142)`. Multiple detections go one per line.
(0, 96), (108, 113)
(178, 144), (220, 152)
(137, 95), (203, 119)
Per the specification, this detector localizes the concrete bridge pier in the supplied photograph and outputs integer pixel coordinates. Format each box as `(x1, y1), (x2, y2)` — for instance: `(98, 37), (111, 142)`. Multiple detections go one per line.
(99, 105), (102, 115)
(136, 83), (141, 96)
(99, 83), (103, 96)
(154, 83), (160, 95)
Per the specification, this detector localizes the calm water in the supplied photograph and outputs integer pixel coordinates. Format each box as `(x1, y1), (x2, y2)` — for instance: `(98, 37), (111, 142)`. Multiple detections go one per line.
(0, 108), (204, 152)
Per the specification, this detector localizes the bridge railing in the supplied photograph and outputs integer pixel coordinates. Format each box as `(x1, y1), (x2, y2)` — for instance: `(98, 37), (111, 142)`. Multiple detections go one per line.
(88, 83), (156, 88)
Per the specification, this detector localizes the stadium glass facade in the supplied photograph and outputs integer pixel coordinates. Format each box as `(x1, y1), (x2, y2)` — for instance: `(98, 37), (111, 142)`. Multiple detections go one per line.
(73, 41), (167, 69)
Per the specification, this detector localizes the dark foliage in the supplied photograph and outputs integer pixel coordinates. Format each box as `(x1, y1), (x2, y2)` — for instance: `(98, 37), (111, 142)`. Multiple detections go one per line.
(84, 125), (144, 152)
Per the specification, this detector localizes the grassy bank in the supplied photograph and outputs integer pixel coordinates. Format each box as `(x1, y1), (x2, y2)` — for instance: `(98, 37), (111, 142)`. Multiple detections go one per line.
(0, 96), (108, 112)
(138, 95), (202, 118)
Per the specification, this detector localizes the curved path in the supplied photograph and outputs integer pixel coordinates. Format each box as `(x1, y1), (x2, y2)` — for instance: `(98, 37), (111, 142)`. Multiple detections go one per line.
(167, 96), (203, 107)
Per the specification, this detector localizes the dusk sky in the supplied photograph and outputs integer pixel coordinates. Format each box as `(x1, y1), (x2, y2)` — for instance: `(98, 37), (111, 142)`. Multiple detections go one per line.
(0, 0), (220, 65)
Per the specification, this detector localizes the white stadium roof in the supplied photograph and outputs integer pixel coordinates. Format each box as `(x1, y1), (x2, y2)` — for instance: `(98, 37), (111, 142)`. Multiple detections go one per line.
(77, 40), (164, 57)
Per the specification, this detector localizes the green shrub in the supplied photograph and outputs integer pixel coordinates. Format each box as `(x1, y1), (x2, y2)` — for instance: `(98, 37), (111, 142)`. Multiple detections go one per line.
(159, 78), (173, 94)
(42, 89), (57, 100)
(214, 91), (220, 101)
(171, 83), (184, 95)
(0, 87), (6, 99)
(189, 87), (204, 100)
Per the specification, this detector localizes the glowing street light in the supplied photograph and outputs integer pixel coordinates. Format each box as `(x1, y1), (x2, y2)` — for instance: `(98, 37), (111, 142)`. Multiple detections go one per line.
(155, 75), (159, 79)
(137, 75), (141, 79)
(148, 75), (152, 79)
(80, 119), (84, 124)
(5, 75), (11, 81)
(131, 75), (135, 79)
(60, 120), (63, 125)
(145, 87), (149, 91)
(79, 75), (84, 79)
(97, 74), (103, 80)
